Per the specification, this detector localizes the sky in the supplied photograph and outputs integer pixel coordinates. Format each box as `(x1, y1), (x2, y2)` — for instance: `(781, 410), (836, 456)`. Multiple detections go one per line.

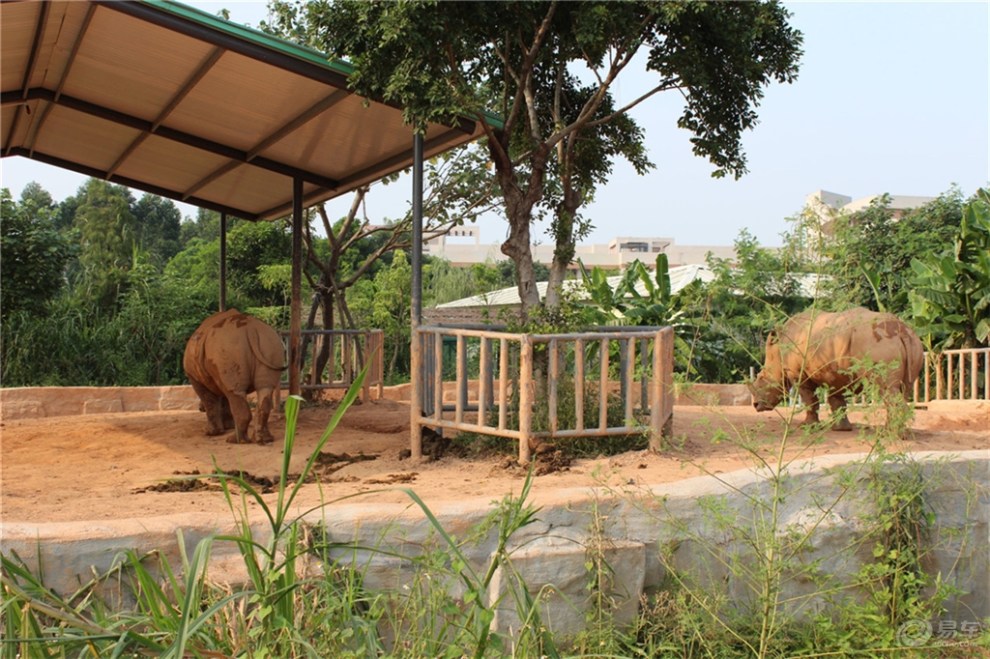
(1, 1), (987, 248)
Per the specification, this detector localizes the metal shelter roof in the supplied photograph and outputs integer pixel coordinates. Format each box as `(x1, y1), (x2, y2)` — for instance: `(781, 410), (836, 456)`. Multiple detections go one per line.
(1, 0), (492, 220)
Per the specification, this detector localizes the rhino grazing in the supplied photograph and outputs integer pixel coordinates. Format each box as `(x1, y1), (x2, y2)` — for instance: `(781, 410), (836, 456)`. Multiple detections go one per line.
(183, 309), (285, 444)
(751, 307), (924, 431)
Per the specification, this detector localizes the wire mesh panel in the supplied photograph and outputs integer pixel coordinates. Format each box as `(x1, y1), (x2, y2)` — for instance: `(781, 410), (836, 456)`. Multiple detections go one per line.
(410, 325), (675, 464)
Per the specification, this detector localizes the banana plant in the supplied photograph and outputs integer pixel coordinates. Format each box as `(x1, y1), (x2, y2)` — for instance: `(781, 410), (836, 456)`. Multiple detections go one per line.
(908, 188), (990, 349)
(578, 253), (683, 328)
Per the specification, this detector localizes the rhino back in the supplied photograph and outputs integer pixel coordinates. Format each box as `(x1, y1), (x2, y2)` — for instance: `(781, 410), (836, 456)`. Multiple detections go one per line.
(776, 310), (864, 388)
(779, 308), (921, 388)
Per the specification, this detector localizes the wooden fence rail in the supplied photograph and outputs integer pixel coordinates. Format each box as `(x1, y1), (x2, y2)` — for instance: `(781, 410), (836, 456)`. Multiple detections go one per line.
(914, 347), (990, 404)
(411, 325), (675, 464)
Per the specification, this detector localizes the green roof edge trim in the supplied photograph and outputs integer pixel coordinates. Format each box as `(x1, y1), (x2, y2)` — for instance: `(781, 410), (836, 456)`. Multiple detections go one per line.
(143, 0), (355, 76)
(138, 0), (504, 131)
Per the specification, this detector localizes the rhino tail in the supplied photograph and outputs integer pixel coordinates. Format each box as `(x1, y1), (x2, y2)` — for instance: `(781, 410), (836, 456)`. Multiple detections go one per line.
(248, 327), (288, 372)
(899, 331), (924, 389)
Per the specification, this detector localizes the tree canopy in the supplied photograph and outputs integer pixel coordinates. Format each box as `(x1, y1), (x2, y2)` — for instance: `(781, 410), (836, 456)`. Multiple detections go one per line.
(288, 0), (802, 316)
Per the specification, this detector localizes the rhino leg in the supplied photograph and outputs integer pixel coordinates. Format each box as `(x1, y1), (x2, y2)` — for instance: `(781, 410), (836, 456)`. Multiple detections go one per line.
(219, 396), (235, 430)
(224, 392), (254, 444)
(827, 394), (854, 431)
(189, 377), (228, 436)
(797, 385), (821, 426)
(252, 387), (276, 444)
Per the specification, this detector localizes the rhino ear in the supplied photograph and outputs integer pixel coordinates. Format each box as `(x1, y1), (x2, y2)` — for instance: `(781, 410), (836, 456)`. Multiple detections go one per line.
(766, 330), (778, 346)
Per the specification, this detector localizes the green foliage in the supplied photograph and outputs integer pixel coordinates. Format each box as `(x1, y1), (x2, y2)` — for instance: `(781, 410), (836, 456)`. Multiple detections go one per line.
(680, 230), (813, 383)
(301, 0), (802, 314)
(0, 187), (72, 314)
(70, 179), (141, 311)
(579, 253), (683, 328)
(1, 274), (215, 386)
(225, 220), (293, 306)
(348, 250), (414, 381)
(132, 193), (183, 265)
(908, 188), (990, 349)
(821, 189), (964, 315)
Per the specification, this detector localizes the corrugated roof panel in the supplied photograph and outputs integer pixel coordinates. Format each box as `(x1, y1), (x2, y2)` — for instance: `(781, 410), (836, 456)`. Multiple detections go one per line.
(266, 99), (407, 177)
(1, 0), (494, 221)
(32, 106), (142, 172)
(64, 10), (210, 118)
(116, 133), (230, 194)
(195, 162), (298, 216)
(168, 57), (330, 153)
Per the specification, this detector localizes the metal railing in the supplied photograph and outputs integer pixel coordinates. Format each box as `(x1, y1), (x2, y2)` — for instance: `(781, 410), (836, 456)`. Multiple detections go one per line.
(411, 325), (675, 464)
(915, 347), (990, 403)
(280, 329), (384, 402)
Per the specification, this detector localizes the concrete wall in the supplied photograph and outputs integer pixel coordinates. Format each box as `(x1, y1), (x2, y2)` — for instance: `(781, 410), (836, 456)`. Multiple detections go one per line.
(0, 383), (756, 422)
(2, 451), (986, 642)
(0, 386), (201, 420)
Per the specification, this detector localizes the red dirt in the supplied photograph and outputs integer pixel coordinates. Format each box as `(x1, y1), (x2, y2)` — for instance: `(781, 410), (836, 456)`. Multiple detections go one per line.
(1, 399), (986, 524)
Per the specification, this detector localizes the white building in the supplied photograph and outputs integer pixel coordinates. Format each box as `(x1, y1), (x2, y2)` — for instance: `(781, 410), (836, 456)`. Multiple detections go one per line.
(422, 225), (736, 269)
(806, 190), (936, 223)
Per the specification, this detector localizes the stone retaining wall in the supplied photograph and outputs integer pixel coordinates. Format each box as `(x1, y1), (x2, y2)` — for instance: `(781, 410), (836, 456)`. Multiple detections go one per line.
(0, 383), (754, 421)
(2, 451), (986, 642)
(0, 386), (201, 420)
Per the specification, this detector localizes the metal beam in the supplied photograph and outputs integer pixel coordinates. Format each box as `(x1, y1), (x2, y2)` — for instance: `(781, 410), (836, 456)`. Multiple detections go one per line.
(289, 177), (304, 396)
(107, 47), (225, 178)
(3, 146), (262, 220)
(182, 88), (349, 200)
(4, 0), (49, 157)
(4, 88), (342, 191)
(409, 132), (425, 461)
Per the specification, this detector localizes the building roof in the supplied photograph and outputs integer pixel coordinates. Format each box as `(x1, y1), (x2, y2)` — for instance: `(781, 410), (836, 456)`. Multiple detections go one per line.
(435, 264), (717, 309)
(435, 264), (826, 310)
(1, 0), (495, 221)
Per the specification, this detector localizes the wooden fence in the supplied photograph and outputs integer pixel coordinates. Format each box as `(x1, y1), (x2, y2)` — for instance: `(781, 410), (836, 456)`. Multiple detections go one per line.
(914, 347), (990, 403)
(746, 347), (990, 407)
(280, 329), (384, 402)
(410, 325), (675, 464)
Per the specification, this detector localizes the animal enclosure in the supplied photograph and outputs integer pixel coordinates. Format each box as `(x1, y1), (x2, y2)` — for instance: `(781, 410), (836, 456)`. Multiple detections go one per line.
(280, 329), (385, 402)
(410, 325), (675, 463)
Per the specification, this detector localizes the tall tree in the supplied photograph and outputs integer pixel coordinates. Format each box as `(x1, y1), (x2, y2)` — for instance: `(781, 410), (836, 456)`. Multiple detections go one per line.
(0, 186), (72, 315)
(301, 0), (802, 317)
(132, 193), (183, 265)
(70, 179), (138, 311)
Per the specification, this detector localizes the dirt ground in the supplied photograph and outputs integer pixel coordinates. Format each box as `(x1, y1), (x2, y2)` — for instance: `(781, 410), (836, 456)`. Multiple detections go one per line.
(1, 399), (987, 524)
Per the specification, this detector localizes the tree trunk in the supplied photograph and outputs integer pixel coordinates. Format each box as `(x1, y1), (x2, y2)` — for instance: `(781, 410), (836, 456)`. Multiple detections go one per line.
(491, 139), (550, 318)
(545, 195), (579, 311)
(311, 294), (335, 391)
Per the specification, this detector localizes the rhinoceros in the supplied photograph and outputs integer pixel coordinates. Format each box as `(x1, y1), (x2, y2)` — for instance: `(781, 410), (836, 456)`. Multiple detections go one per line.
(183, 309), (285, 444)
(750, 307), (924, 430)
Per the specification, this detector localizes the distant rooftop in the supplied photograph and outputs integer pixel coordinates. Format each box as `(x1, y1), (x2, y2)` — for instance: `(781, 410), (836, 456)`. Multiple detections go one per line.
(435, 264), (826, 310)
(806, 190), (936, 216)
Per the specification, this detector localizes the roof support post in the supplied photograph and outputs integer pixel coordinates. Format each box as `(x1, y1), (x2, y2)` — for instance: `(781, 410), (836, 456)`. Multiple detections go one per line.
(409, 132), (425, 461)
(289, 177), (303, 396)
(219, 212), (227, 312)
